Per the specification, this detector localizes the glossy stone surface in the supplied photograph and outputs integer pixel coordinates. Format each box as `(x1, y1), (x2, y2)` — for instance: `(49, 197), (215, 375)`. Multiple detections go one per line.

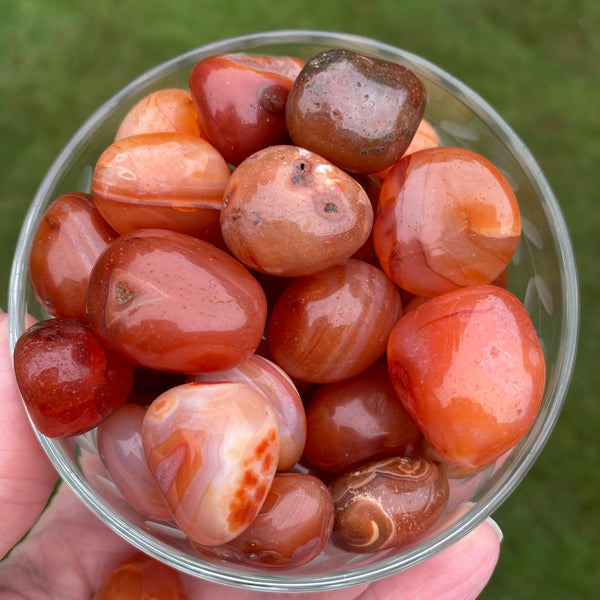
(303, 359), (422, 473)
(387, 284), (546, 468)
(268, 259), (402, 383)
(374, 146), (521, 297)
(97, 403), (172, 520)
(286, 49), (426, 174)
(92, 132), (230, 245)
(329, 456), (448, 553)
(86, 228), (267, 373)
(142, 382), (279, 545)
(13, 318), (135, 438)
(28, 192), (118, 318)
(191, 473), (334, 569)
(220, 145), (373, 277)
(189, 53), (303, 165)
(115, 88), (201, 140)
(188, 353), (306, 471)
(94, 552), (187, 600)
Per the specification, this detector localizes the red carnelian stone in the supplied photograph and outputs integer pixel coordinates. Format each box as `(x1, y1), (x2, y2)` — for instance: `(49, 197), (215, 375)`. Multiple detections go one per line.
(191, 473), (334, 569)
(28, 192), (118, 318)
(189, 53), (303, 165)
(86, 229), (267, 373)
(13, 318), (135, 438)
(268, 259), (402, 383)
(303, 359), (422, 473)
(387, 284), (546, 468)
(374, 146), (521, 297)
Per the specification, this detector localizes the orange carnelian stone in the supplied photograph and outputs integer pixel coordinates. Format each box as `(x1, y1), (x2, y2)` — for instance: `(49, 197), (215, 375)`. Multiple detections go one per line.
(115, 88), (201, 140)
(92, 132), (230, 246)
(387, 284), (546, 468)
(94, 553), (187, 600)
(374, 146), (521, 297)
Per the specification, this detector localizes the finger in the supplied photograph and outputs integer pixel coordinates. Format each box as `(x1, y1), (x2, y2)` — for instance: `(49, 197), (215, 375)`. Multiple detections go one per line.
(356, 517), (502, 600)
(0, 482), (135, 598)
(183, 575), (369, 600)
(0, 313), (58, 559)
(181, 519), (500, 600)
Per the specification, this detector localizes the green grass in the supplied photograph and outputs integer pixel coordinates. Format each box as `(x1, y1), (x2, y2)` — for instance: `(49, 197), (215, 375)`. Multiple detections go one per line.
(1, 1), (598, 598)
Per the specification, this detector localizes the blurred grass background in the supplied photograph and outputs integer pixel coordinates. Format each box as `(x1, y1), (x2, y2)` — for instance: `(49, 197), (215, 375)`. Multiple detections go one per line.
(1, 0), (598, 598)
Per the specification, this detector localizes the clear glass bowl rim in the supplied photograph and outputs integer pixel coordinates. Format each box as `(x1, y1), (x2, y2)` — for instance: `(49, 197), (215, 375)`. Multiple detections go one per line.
(7, 29), (579, 593)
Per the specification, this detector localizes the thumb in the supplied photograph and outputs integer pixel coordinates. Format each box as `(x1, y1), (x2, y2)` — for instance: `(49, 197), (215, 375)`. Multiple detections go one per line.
(0, 312), (58, 558)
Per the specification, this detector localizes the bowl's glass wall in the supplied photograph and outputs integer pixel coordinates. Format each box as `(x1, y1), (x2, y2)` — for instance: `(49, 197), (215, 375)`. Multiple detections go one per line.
(8, 31), (578, 592)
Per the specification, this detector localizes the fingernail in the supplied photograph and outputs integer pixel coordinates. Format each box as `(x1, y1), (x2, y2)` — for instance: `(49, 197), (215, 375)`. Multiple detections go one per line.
(485, 516), (503, 543)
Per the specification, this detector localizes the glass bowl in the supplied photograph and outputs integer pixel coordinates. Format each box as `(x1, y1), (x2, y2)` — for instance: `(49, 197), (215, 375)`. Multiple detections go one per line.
(8, 30), (579, 593)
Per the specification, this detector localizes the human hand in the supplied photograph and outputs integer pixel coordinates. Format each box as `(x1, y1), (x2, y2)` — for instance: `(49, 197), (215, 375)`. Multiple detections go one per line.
(0, 312), (501, 599)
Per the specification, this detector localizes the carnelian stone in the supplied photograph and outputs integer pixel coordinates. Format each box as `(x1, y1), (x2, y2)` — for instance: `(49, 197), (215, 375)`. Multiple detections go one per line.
(94, 553), (187, 600)
(189, 53), (303, 165)
(330, 456), (448, 553)
(142, 382), (279, 545)
(115, 88), (201, 140)
(86, 229), (267, 373)
(387, 284), (546, 468)
(303, 359), (421, 473)
(13, 318), (134, 438)
(374, 146), (521, 297)
(97, 404), (172, 520)
(286, 49), (426, 174)
(191, 473), (334, 569)
(220, 145), (373, 277)
(268, 259), (402, 383)
(28, 192), (117, 318)
(92, 132), (230, 245)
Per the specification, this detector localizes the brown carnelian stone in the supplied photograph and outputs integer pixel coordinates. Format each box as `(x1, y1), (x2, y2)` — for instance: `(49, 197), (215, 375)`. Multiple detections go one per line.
(92, 132), (230, 246)
(387, 284), (546, 468)
(28, 192), (118, 318)
(373, 146), (521, 297)
(86, 229), (267, 373)
(189, 53), (304, 165)
(303, 359), (422, 473)
(268, 259), (402, 383)
(329, 456), (448, 553)
(94, 553), (187, 600)
(286, 49), (426, 174)
(220, 145), (373, 277)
